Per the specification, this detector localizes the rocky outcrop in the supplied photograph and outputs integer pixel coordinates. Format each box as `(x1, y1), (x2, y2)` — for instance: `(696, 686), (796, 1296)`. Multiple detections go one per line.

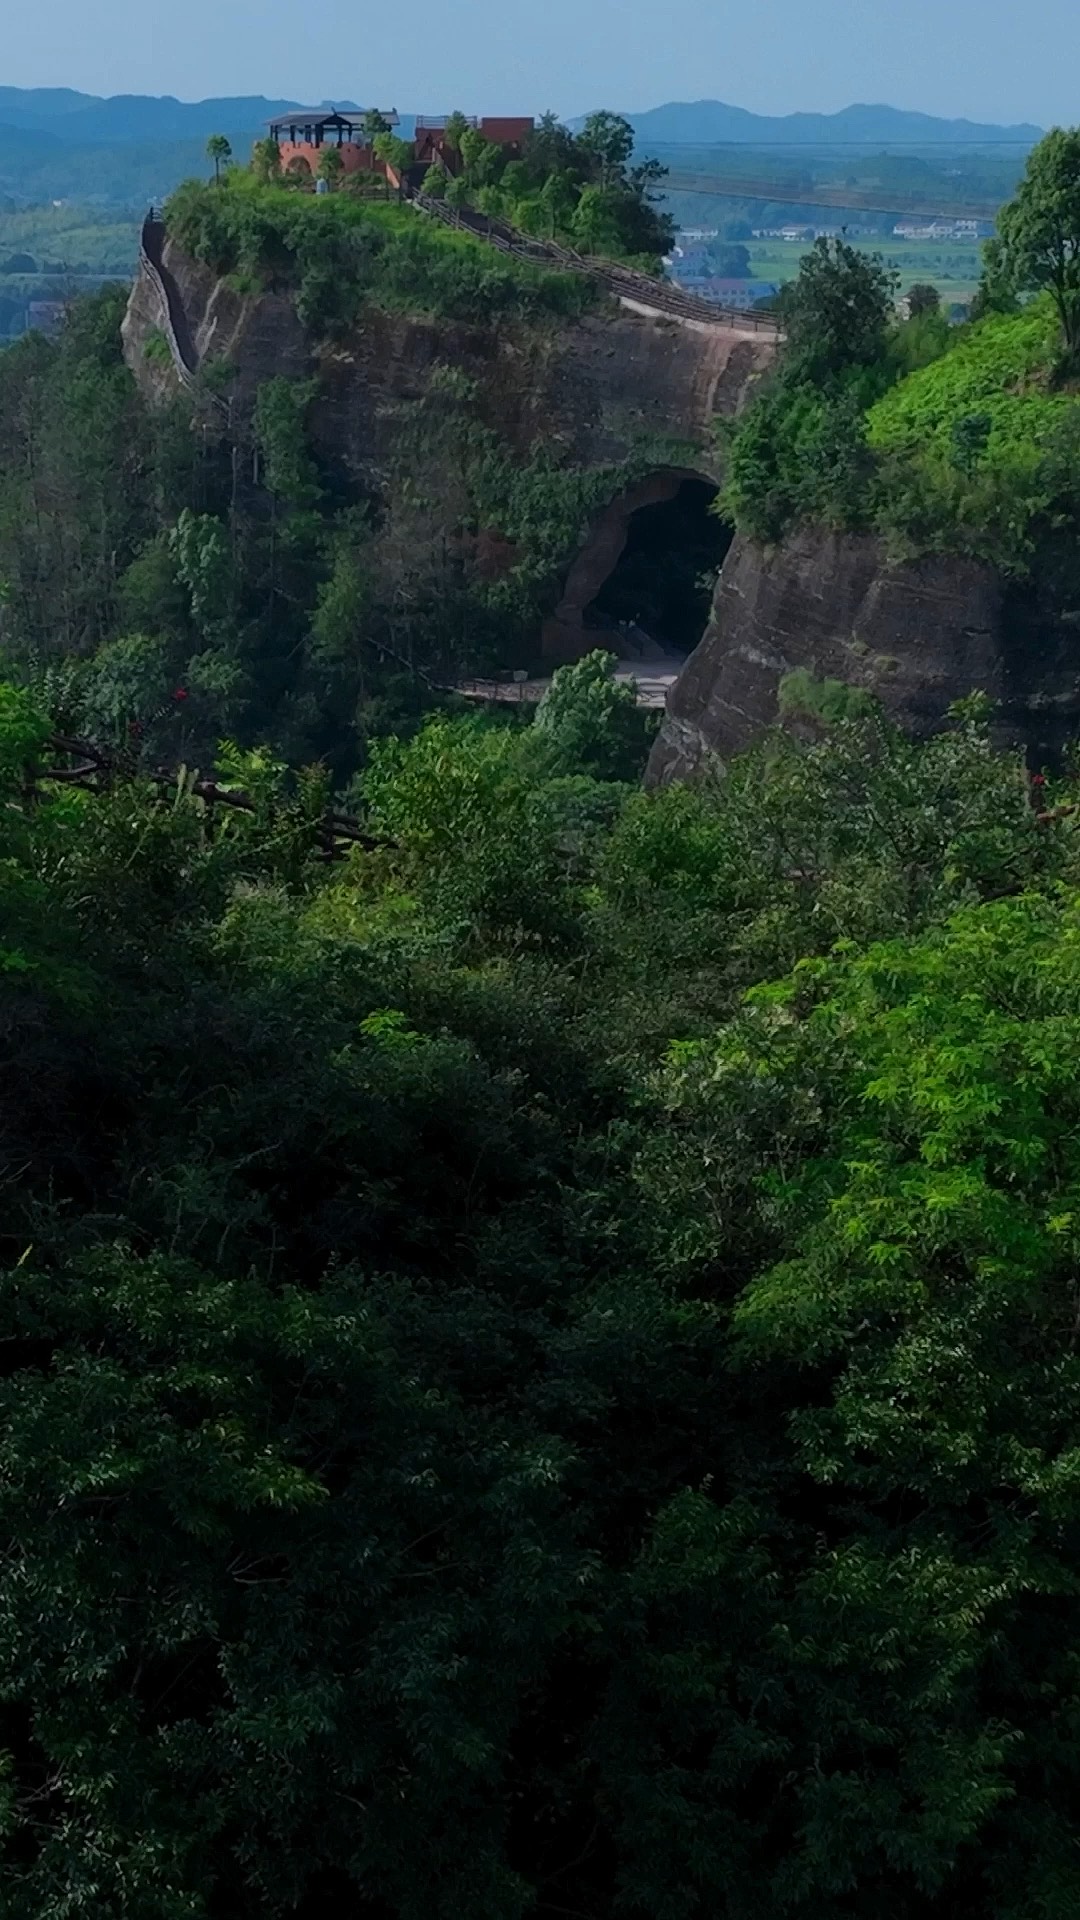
(647, 527), (1080, 783)
(122, 239), (774, 477)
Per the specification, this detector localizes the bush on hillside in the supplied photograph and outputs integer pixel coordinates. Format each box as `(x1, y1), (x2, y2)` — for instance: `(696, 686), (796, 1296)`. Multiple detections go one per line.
(164, 175), (596, 332)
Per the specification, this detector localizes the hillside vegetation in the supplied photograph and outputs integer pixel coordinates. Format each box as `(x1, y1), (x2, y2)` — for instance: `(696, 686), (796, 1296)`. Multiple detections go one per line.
(0, 282), (692, 776)
(8, 112), (1080, 1920)
(724, 127), (1080, 575)
(7, 663), (1080, 1913)
(165, 174), (596, 327)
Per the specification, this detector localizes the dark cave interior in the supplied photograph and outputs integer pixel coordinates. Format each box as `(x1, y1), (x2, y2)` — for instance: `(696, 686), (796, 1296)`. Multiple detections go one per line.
(584, 479), (733, 656)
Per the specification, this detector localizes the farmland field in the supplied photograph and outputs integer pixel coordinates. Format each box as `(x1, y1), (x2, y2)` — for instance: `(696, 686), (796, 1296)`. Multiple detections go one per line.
(744, 235), (984, 305)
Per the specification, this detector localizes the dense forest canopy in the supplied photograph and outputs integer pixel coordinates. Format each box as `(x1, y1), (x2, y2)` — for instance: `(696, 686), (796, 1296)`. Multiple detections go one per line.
(7, 110), (1080, 1920)
(8, 665), (1080, 1914)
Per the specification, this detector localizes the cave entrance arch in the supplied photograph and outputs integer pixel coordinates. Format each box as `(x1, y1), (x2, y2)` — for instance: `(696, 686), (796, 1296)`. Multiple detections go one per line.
(542, 468), (733, 663)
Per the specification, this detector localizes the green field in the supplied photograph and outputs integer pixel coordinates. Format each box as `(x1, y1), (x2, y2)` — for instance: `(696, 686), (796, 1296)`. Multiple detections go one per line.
(746, 235), (984, 305)
(0, 205), (139, 275)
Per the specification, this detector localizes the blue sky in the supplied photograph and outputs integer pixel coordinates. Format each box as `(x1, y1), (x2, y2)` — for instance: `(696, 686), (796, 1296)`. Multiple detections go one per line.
(5, 0), (1077, 127)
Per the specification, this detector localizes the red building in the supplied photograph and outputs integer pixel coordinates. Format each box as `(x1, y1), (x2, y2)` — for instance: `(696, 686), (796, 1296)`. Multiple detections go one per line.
(413, 115), (534, 173)
(267, 108), (535, 185)
(268, 109), (402, 180)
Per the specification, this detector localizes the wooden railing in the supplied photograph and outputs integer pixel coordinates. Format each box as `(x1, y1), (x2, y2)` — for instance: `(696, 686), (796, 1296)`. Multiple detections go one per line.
(403, 187), (781, 335)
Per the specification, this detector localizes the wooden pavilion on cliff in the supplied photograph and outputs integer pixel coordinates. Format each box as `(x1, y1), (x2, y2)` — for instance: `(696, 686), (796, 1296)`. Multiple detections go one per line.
(267, 109), (402, 181)
(267, 108), (535, 185)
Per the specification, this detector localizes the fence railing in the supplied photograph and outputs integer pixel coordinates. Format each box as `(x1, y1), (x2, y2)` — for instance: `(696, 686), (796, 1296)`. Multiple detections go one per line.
(402, 188), (782, 335)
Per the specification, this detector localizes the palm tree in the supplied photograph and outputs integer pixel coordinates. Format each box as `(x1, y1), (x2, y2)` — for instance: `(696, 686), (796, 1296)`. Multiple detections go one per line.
(206, 134), (232, 185)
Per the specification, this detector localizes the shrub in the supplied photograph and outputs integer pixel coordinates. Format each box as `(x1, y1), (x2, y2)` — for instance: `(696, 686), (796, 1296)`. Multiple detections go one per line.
(164, 175), (597, 334)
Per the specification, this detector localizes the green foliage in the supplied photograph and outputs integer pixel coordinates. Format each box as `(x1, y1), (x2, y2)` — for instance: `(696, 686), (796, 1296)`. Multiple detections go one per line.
(867, 299), (1066, 459)
(0, 286), (147, 657)
(533, 647), (651, 780)
(253, 376), (320, 508)
(725, 216), (1080, 570)
(906, 279), (941, 317)
(164, 174), (596, 332)
(866, 300), (1080, 564)
(429, 106), (673, 267)
(724, 238), (899, 542)
(998, 126), (1080, 352)
(251, 136), (282, 185)
(205, 132), (232, 184)
(779, 234), (897, 379)
(777, 666), (875, 724)
(142, 325), (172, 367)
(5, 683), (1080, 1915)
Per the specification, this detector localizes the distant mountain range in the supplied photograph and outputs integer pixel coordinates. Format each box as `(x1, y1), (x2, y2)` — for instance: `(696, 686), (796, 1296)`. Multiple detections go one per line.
(620, 99), (1045, 149)
(0, 88), (1045, 151)
(0, 92), (384, 207)
(0, 91), (362, 144)
(0, 90), (1045, 208)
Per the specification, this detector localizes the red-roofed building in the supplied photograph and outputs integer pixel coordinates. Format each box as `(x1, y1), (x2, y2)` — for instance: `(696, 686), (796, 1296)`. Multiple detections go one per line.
(268, 108), (402, 181)
(267, 109), (535, 188)
(413, 116), (534, 172)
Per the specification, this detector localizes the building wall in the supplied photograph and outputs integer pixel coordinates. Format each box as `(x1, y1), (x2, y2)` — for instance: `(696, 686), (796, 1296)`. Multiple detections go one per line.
(415, 117), (534, 173)
(278, 140), (387, 179)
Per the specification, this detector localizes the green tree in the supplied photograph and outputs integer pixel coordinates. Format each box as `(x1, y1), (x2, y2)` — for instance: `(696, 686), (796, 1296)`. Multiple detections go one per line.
(906, 279), (941, 316)
(779, 234), (897, 378)
(251, 137), (282, 184)
(442, 110), (473, 155)
(458, 126), (504, 188)
(205, 133), (232, 184)
(571, 183), (623, 255)
(317, 145), (344, 188)
(373, 131), (414, 179)
(533, 647), (648, 780)
(577, 109), (635, 188)
(998, 126), (1080, 353)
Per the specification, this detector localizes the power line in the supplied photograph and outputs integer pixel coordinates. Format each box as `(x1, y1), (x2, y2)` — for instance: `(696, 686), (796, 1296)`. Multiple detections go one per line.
(637, 137), (1035, 150)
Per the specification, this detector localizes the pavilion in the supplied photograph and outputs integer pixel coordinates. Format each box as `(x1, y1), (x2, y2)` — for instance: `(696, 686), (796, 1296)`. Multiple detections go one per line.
(267, 109), (402, 180)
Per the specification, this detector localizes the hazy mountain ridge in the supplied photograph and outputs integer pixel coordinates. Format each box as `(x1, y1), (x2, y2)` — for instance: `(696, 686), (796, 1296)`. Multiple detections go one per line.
(0, 88), (1045, 149)
(0, 89), (1043, 208)
(0, 91), (362, 144)
(621, 98), (1045, 147)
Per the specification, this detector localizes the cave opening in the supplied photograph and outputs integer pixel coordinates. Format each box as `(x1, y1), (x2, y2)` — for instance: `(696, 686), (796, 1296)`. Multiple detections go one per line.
(584, 478), (733, 658)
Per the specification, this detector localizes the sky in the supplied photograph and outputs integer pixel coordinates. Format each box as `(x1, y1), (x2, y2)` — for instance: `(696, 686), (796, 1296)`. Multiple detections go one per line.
(4, 0), (1078, 128)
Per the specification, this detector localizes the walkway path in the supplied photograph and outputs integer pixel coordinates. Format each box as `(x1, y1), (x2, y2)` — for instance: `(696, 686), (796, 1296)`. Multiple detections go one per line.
(140, 211), (200, 388)
(402, 187), (781, 337)
(454, 659), (681, 713)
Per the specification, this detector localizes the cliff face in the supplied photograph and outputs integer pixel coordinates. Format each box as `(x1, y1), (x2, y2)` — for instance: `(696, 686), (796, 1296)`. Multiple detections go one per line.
(123, 238), (774, 478)
(647, 528), (1080, 782)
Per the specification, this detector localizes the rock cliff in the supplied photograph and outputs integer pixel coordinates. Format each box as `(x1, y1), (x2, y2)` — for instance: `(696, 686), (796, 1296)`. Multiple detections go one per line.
(123, 234), (773, 499)
(647, 528), (1080, 783)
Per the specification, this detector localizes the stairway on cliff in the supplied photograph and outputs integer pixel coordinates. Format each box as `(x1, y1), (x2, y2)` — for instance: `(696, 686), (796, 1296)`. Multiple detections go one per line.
(140, 212), (200, 383)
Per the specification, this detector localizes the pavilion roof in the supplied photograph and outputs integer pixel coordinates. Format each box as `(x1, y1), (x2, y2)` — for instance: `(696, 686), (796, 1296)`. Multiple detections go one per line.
(267, 108), (400, 130)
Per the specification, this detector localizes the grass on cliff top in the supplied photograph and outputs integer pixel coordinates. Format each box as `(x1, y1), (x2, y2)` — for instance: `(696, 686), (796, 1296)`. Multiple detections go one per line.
(868, 298), (1078, 471)
(861, 298), (1080, 567)
(165, 172), (597, 331)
